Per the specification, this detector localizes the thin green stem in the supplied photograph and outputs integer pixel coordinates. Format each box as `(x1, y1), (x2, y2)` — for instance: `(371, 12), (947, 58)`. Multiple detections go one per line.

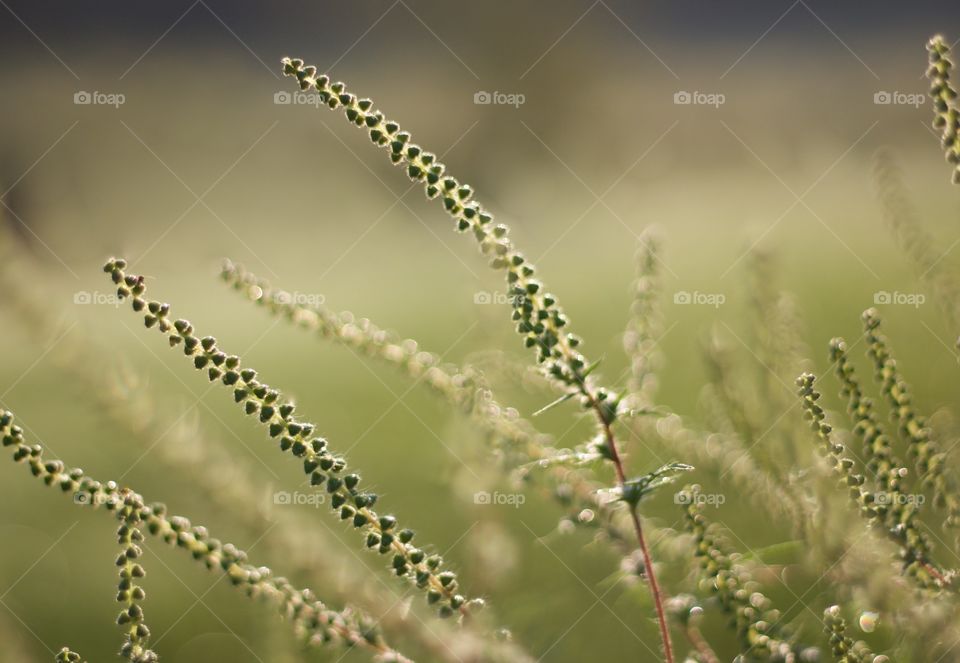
(594, 404), (674, 663)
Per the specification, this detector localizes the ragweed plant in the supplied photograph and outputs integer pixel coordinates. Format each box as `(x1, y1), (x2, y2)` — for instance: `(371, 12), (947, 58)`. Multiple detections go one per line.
(9, 32), (960, 663)
(2, 409), (410, 662)
(0, 232), (520, 661)
(873, 149), (960, 329)
(677, 484), (811, 661)
(113, 490), (156, 663)
(623, 229), (665, 409)
(822, 606), (878, 663)
(218, 259), (670, 576)
(861, 308), (960, 540)
(664, 594), (719, 663)
(281, 56), (686, 662)
(56, 648), (86, 663)
(104, 258), (477, 622)
(796, 372), (947, 590)
(219, 259), (551, 471)
(927, 35), (960, 183)
(828, 339), (902, 491)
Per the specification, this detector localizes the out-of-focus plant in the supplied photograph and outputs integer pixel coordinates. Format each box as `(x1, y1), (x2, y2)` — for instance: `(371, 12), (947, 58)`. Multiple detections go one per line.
(927, 35), (960, 183)
(278, 55), (691, 662)
(2, 410), (411, 662)
(104, 258), (478, 623)
(7, 34), (960, 663)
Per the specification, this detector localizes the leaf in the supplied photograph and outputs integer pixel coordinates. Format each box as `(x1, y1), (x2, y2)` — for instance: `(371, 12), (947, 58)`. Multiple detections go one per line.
(619, 462), (695, 507)
(532, 391), (576, 417)
(532, 359), (604, 416)
(621, 405), (669, 419)
(580, 357), (603, 379)
(520, 448), (603, 470)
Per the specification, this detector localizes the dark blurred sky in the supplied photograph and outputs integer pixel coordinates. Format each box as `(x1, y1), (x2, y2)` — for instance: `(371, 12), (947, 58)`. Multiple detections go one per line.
(3, 1), (960, 39)
(5, 1), (960, 70)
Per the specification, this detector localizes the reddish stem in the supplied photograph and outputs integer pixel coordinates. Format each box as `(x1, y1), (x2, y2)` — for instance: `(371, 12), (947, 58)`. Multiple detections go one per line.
(923, 561), (948, 586)
(593, 401), (675, 663)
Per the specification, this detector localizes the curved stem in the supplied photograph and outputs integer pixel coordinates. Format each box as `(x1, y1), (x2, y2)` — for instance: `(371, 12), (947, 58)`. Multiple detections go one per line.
(593, 402), (674, 663)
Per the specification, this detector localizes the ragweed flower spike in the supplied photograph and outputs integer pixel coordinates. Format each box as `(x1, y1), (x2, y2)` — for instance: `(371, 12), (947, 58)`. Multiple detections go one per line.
(823, 605), (877, 663)
(795, 373), (946, 591)
(829, 339), (906, 504)
(280, 58), (600, 405)
(623, 231), (664, 408)
(861, 308), (960, 540)
(677, 485), (807, 660)
(1, 410), (412, 663)
(220, 261), (643, 555)
(219, 260), (550, 468)
(927, 35), (960, 183)
(104, 258), (475, 621)
(114, 489), (157, 662)
(281, 56), (676, 663)
(0, 242), (521, 662)
(55, 648), (86, 663)
(873, 149), (960, 329)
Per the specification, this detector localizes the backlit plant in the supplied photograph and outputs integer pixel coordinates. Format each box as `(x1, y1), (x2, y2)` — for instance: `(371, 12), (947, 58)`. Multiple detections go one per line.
(927, 35), (960, 183)
(5, 33), (960, 663)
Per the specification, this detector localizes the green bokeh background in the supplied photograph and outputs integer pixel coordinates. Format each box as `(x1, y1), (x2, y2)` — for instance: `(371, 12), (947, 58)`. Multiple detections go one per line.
(2, 2), (960, 661)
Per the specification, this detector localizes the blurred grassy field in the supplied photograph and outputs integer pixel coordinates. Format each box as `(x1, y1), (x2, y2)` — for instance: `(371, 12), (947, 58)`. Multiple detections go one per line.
(2, 9), (960, 660)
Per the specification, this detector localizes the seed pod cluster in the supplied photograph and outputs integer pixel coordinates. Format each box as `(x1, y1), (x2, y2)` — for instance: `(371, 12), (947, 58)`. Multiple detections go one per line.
(796, 373), (945, 591)
(861, 309), (960, 540)
(280, 58), (614, 416)
(623, 232), (664, 408)
(677, 485), (804, 659)
(823, 605), (880, 663)
(104, 258), (475, 620)
(219, 260), (547, 460)
(114, 489), (156, 662)
(219, 260), (635, 546)
(1, 409), (411, 662)
(927, 35), (960, 184)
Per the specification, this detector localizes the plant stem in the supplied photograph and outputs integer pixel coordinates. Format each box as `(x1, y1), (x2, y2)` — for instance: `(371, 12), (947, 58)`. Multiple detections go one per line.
(685, 624), (720, 663)
(592, 401), (674, 663)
